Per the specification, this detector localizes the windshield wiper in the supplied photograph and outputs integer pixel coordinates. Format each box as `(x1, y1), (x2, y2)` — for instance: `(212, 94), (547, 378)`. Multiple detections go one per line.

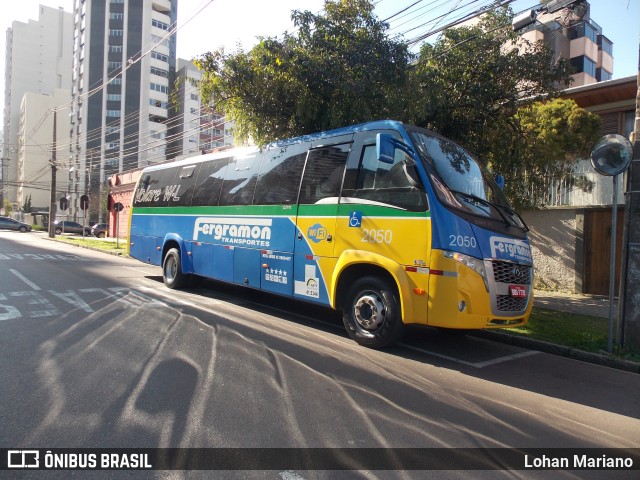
(450, 190), (526, 231)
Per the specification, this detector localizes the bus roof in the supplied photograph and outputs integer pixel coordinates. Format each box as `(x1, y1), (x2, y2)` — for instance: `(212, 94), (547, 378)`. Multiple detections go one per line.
(139, 120), (407, 173)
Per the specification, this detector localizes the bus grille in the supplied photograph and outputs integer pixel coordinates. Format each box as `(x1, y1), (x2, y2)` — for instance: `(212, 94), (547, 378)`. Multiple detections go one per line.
(491, 261), (532, 284)
(496, 295), (528, 312)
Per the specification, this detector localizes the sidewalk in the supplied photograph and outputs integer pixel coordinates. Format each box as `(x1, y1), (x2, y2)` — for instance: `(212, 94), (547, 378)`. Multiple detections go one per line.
(533, 290), (614, 319)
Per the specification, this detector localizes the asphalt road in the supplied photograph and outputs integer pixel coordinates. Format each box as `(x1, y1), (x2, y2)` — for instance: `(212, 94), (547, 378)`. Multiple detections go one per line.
(0, 231), (638, 480)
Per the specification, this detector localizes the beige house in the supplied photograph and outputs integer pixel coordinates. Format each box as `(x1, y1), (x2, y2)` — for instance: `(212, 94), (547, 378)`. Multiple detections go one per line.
(522, 76), (636, 295)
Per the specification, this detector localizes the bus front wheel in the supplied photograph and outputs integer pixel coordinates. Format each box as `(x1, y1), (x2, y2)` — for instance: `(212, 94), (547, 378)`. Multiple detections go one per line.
(162, 248), (189, 289)
(342, 276), (405, 348)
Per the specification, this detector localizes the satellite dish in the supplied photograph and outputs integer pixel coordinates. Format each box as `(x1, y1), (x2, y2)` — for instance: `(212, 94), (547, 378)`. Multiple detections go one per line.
(590, 134), (633, 177)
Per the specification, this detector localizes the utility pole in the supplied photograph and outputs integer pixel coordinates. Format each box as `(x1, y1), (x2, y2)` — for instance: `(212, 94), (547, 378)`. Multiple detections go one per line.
(0, 156), (8, 210)
(617, 38), (640, 350)
(48, 110), (57, 238)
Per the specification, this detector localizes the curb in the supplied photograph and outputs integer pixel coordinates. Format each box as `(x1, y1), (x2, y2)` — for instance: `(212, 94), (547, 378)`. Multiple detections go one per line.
(472, 330), (640, 374)
(44, 235), (129, 258)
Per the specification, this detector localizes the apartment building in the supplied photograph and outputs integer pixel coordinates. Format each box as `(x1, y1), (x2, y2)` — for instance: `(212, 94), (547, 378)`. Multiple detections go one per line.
(169, 58), (234, 160)
(69, 0), (178, 222)
(2, 5), (73, 209)
(17, 89), (71, 212)
(519, 1), (613, 86)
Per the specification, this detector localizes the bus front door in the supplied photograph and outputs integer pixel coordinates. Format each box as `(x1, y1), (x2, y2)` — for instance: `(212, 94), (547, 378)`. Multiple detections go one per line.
(293, 142), (351, 306)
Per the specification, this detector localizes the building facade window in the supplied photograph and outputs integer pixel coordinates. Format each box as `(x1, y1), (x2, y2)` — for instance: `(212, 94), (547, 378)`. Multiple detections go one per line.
(107, 94), (122, 102)
(568, 21), (598, 43)
(106, 110), (121, 117)
(570, 55), (596, 78)
(152, 19), (169, 30)
(150, 83), (169, 94)
(109, 45), (122, 53)
(150, 66), (168, 78)
(110, 13), (124, 20)
(151, 51), (169, 63)
(150, 98), (168, 108)
(109, 29), (123, 36)
(598, 36), (613, 56)
(596, 68), (612, 82)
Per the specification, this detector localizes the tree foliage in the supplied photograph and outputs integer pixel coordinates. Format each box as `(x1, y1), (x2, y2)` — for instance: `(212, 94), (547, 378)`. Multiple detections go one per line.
(194, 1), (600, 209)
(504, 98), (601, 208)
(407, 8), (573, 161)
(194, 0), (410, 145)
(22, 194), (32, 213)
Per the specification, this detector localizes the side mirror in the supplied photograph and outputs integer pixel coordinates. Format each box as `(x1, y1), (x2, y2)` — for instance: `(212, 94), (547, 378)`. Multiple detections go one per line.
(495, 174), (505, 190)
(376, 133), (415, 164)
(376, 133), (396, 164)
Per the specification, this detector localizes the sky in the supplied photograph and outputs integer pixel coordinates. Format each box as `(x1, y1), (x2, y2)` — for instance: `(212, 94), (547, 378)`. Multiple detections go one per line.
(1, 0), (638, 126)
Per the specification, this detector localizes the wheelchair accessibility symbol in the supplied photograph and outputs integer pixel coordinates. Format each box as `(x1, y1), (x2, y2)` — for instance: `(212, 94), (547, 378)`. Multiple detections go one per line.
(349, 211), (363, 228)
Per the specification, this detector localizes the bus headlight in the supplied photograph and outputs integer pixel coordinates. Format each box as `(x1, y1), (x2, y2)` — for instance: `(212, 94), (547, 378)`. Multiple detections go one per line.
(444, 251), (489, 292)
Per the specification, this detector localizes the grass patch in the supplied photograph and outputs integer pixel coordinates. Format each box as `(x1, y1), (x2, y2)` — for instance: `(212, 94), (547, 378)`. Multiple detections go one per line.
(508, 308), (640, 362)
(53, 235), (128, 254)
(512, 308), (608, 351)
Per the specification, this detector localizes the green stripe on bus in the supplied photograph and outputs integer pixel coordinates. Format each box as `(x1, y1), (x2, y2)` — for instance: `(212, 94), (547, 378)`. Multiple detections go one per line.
(132, 204), (430, 218)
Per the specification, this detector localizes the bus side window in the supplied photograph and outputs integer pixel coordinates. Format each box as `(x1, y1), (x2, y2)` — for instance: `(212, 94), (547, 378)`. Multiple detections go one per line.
(190, 157), (231, 207)
(253, 144), (307, 205)
(172, 163), (202, 206)
(220, 152), (262, 206)
(133, 167), (179, 207)
(350, 145), (427, 212)
(299, 144), (350, 204)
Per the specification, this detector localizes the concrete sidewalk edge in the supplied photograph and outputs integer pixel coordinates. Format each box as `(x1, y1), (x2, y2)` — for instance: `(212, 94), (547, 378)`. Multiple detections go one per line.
(473, 330), (640, 374)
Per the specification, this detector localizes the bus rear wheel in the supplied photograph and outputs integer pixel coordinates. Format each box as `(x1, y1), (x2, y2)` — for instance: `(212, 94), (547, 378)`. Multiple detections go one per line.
(342, 276), (405, 348)
(162, 248), (189, 289)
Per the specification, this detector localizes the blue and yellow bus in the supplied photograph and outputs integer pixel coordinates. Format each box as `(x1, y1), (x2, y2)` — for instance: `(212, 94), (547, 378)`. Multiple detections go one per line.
(128, 120), (533, 348)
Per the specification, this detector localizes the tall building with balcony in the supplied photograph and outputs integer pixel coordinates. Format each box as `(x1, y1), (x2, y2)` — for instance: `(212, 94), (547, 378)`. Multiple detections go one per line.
(69, 0), (178, 222)
(519, 1), (613, 86)
(2, 5), (73, 209)
(168, 58), (235, 159)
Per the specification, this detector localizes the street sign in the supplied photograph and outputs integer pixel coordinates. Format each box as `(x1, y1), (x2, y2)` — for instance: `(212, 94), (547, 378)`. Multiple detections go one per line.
(80, 195), (89, 211)
(59, 197), (68, 211)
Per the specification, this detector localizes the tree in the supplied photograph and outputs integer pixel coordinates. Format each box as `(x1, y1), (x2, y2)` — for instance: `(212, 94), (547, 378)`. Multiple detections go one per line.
(194, 0), (410, 145)
(503, 98), (601, 208)
(406, 7), (573, 165)
(22, 194), (32, 214)
(3, 198), (13, 216)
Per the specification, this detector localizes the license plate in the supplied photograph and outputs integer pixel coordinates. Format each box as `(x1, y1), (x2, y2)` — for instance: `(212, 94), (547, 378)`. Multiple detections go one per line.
(509, 285), (527, 298)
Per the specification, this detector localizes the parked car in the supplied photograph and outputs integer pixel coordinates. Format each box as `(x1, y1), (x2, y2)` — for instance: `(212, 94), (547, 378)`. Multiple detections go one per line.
(91, 223), (108, 238)
(54, 220), (91, 235)
(0, 216), (32, 232)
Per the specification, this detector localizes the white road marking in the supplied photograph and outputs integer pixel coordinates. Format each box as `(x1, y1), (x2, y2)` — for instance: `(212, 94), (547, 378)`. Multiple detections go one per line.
(399, 342), (540, 368)
(279, 471), (306, 480)
(9, 269), (41, 290)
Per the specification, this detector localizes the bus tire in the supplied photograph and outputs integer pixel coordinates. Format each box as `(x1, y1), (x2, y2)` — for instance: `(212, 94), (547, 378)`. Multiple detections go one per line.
(162, 248), (189, 289)
(342, 275), (405, 348)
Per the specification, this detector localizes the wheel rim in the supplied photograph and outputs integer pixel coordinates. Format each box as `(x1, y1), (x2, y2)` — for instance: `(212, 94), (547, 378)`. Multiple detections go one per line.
(353, 290), (386, 331)
(164, 255), (177, 283)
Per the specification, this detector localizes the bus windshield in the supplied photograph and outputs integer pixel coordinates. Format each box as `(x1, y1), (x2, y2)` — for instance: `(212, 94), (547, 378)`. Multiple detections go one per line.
(408, 129), (527, 232)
